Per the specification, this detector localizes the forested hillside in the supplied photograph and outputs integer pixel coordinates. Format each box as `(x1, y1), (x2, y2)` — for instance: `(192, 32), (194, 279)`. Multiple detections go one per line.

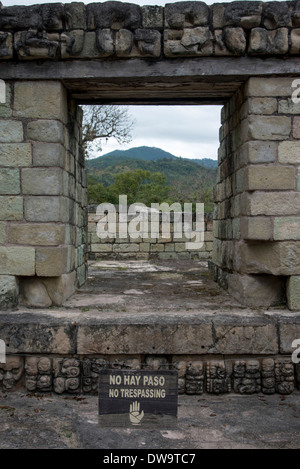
(86, 146), (217, 212)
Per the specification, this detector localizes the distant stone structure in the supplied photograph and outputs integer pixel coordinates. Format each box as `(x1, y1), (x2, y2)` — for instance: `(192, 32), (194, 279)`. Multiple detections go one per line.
(0, 0), (299, 312)
(88, 206), (213, 261)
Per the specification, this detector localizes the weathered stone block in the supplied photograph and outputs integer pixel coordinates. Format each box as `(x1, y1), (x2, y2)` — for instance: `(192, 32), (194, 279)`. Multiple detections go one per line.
(248, 97), (277, 115)
(279, 319), (300, 351)
(223, 27), (246, 55)
(0, 168), (20, 195)
(248, 115), (291, 141)
(247, 77), (295, 97)
(165, 26), (213, 56)
(241, 191), (300, 216)
(213, 319), (278, 354)
(8, 223), (66, 246)
(22, 168), (63, 196)
(27, 120), (64, 144)
(40, 3), (66, 30)
(0, 196), (23, 221)
(278, 98), (300, 115)
(142, 5), (163, 29)
(275, 358), (295, 394)
(0, 315), (76, 354)
(19, 277), (52, 308)
(274, 217), (300, 241)
(14, 82), (67, 122)
(135, 29), (161, 57)
(214, 29), (231, 56)
(240, 217), (272, 241)
(234, 240), (300, 275)
(0, 4), (43, 30)
(65, 2), (87, 30)
(290, 27), (300, 54)
(0, 245), (35, 275)
(174, 243), (186, 252)
(0, 32), (13, 59)
(227, 273), (285, 307)
(113, 243), (139, 252)
(87, 2), (142, 30)
(0, 120), (23, 143)
(35, 246), (68, 277)
(91, 244), (112, 253)
(241, 141), (277, 164)
(41, 271), (77, 306)
(278, 141), (300, 164)
(77, 320), (214, 355)
(287, 276), (300, 310)
(32, 143), (65, 167)
(216, 1), (262, 29)
(245, 165), (295, 191)
(95, 29), (114, 56)
(15, 31), (59, 60)
(25, 196), (70, 223)
(150, 244), (164, 252)
(248, 27), (289, 55)
(0, 275), (19, 310)
(165, 1), (209, 29)
(0, 143), (32, 167)
(263, 1), (291, 29)
(115, 29), (134, 56)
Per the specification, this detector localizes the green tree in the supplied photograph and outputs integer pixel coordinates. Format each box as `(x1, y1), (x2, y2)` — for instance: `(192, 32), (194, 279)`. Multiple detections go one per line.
(87, 169), (171, 206)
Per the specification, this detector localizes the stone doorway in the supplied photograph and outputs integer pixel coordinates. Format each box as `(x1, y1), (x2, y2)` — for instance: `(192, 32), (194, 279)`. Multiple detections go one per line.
(1, 76), (299, 311)
(0, 1), (299, 311)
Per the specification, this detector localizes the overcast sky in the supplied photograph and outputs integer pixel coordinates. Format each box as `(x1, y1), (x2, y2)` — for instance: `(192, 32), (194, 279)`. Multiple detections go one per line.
(1, 0), (245, 159)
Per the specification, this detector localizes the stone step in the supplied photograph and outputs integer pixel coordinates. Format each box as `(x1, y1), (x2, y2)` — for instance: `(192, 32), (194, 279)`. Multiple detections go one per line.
(0, 308), (299, 395)
(0, 307), (299, 356)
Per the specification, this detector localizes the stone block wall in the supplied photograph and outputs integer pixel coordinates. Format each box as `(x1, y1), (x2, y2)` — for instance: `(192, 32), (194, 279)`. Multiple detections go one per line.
(1, 2), (300, 60)
(87, 206), (213, 261)
(0, 354), (298, 396)
(0, 80), (88, 309)
(211, 77), (300, 310)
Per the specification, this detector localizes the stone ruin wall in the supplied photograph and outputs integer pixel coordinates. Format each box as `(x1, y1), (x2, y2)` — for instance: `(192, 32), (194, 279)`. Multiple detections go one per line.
(87, 207), (214, 261)
(1, 354), (299, 396)
(0, 80), (88, 310)
(209, 77), (300, 311)
(0, 1), (300, 311)
(1, 1), (300, 60)
(0, 2), (300, 395)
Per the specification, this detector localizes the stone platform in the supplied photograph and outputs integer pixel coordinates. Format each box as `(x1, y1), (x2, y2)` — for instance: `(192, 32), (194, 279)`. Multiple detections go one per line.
(0, 260), (299, 395)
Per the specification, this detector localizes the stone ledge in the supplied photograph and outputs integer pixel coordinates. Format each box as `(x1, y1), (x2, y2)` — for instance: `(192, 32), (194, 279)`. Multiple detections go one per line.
(0, 309), (299, 395)
(0, 309), (299, 356)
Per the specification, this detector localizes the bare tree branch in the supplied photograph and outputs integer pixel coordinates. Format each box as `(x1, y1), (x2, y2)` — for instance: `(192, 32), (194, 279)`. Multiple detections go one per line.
(81, 105), (136, 158)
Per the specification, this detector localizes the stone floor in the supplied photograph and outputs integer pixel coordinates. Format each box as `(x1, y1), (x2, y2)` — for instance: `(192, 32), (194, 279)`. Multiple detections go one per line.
(64, 259), (258, 313)
(0, 390), (299, 449)
(1, 260), (300, 450)
(1, 259), (299, 357)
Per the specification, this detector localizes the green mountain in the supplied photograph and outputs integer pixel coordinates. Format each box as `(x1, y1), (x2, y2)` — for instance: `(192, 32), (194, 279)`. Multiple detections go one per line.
(86, 146), (217, 211)
(192, 158), (218, 169)
(86, 146), (218, 170)
(88, 146), (177, 166)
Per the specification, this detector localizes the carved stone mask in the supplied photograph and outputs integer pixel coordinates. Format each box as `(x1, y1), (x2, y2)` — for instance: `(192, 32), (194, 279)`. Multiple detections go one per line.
(0, 356), (24, 390)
